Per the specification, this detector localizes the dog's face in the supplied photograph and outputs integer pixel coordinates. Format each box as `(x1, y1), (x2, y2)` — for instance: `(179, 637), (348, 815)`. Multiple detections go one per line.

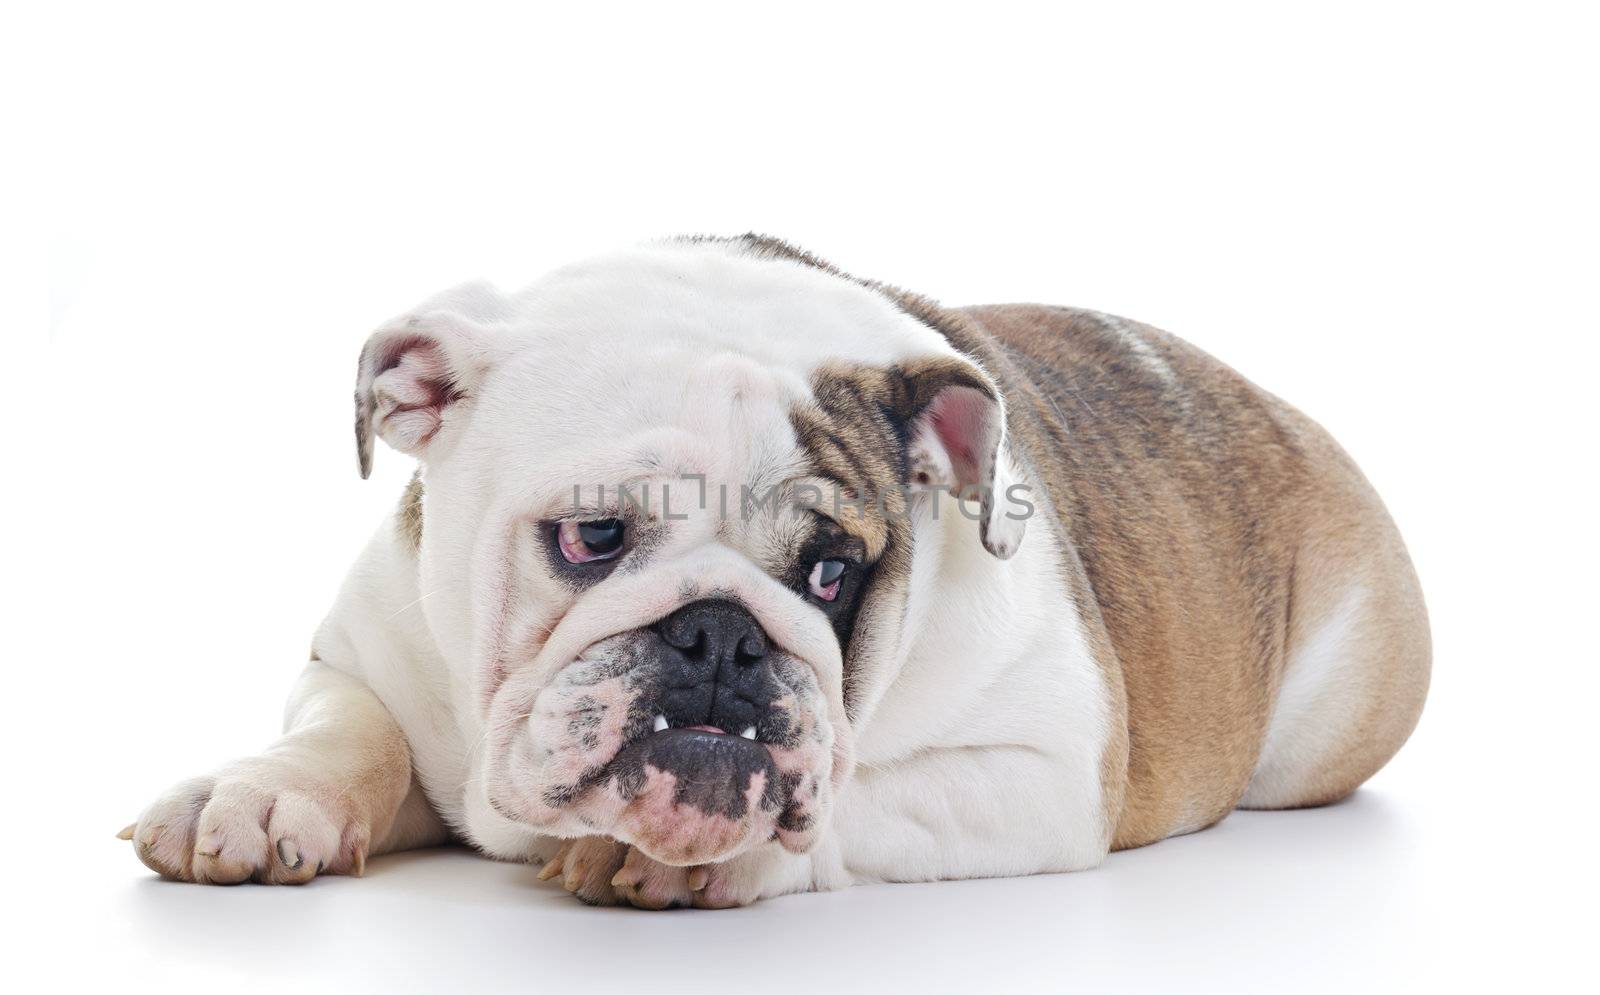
(353, 240), (1025, 866)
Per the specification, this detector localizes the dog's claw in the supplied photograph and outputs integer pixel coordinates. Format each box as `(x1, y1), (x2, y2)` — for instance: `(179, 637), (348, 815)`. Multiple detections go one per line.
(687, 867), (709, 891)
(115, 823), (136, 841)
(562, 861), (587, 892)
(611, 860), (645, 890)
(537, 858), (565, 882)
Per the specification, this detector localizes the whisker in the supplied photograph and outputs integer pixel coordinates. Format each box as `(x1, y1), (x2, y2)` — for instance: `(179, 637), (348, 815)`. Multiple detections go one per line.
(385, 589), (441, 621)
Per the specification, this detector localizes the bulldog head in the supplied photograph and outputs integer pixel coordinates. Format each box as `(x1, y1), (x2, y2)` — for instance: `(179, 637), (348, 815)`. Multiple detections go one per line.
(353, 237), (1027, 866)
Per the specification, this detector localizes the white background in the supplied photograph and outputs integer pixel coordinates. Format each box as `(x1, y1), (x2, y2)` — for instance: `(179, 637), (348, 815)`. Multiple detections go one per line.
(14, 2), (1598, 992)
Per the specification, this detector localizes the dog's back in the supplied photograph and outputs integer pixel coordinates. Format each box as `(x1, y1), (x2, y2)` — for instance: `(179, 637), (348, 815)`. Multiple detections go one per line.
(952, 303), (1430, 849)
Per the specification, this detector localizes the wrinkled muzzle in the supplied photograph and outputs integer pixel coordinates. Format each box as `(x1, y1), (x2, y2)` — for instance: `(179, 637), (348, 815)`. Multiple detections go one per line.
(487, 599), (837, 866)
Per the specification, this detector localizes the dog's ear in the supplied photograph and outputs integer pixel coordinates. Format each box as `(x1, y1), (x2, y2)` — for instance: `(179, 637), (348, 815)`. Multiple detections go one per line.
(894, 356), (1027, 559)
(354, 310), (499, 478)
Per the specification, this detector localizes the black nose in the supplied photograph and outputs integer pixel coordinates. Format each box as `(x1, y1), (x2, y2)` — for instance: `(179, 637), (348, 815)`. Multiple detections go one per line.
(653, 600), (774, 733)
(659, 599), (768, 665)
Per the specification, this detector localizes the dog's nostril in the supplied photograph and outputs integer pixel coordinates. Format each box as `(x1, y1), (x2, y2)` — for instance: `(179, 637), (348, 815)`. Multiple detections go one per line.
(655, 599), (770, 670)
(736, 633), (766, 664)
(661, 619), (704, 654)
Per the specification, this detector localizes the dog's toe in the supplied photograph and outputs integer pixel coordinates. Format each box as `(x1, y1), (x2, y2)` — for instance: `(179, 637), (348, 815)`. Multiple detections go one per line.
(124, 769), (361, 886)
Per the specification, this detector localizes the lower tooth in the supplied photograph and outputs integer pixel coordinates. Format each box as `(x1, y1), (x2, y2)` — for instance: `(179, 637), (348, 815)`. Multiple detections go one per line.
(653, 715), (669, 732)
(740, 726), (757, 740)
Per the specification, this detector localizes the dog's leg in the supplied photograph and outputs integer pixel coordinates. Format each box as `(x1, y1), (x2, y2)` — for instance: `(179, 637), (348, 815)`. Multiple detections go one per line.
(122, 660), (444, 884)
(832, 745), (1112, 883)
(671, 745), (1110, 905)
(538, 836), (820, 910)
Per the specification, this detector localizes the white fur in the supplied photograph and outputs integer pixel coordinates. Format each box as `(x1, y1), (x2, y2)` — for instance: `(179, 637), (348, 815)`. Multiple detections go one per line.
(1239, 585), (1369, 809)
(130, 240), (1116, 900)
(831, 502), (1112, 882)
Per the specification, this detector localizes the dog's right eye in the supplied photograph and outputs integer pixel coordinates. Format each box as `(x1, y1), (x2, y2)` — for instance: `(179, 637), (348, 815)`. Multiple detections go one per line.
(556, 519), (626, 564)
(807, 559), (846, 601)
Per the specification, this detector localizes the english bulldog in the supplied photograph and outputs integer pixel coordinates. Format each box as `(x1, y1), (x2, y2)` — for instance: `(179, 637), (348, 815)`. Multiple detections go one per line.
(120, 236), (1430, 908)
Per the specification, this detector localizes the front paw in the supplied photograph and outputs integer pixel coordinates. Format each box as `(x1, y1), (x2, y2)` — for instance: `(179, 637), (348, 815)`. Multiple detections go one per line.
(687, 846), (791, 909)
(537, 837), (633, 905)
(121, 767), (369, 885)
(538, 837), (690, 909)
(538, 837), (774, 910)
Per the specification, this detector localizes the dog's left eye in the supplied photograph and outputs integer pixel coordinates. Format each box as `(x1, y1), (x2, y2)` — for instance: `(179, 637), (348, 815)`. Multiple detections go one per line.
(557, 519), (625, 564)
(808, 559), (846, 601)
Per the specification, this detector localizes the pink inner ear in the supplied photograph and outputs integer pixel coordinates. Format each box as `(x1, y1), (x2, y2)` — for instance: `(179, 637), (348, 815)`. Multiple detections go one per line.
(372, 337), (459, 453)
(925, 385), (991, 485)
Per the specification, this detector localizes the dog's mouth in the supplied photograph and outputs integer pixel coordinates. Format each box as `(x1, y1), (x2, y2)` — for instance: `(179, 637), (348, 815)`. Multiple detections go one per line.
(648, 714), (761, 741)
(570, 690), (827, 866)
(569, 722), (790, 866)
(613, 726), (783, 817)
(494, 627), (838, 865)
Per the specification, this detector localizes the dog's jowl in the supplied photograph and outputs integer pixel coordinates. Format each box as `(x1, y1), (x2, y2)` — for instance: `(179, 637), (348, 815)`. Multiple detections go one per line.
(121, 236), (1429, 908)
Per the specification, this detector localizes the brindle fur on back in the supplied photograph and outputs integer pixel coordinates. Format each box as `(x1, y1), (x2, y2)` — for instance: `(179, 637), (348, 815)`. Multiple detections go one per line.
(953, 304), (1310, 846)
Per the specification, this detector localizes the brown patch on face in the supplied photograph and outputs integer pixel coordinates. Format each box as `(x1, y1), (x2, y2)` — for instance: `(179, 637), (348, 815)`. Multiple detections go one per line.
(397, 470), (424, 551)
(789, 357), (1000, 711)
(793, 357), (1003, 529)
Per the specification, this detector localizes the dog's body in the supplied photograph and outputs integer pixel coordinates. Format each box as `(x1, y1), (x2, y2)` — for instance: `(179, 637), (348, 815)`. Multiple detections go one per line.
(125, 237), (1429, 906)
